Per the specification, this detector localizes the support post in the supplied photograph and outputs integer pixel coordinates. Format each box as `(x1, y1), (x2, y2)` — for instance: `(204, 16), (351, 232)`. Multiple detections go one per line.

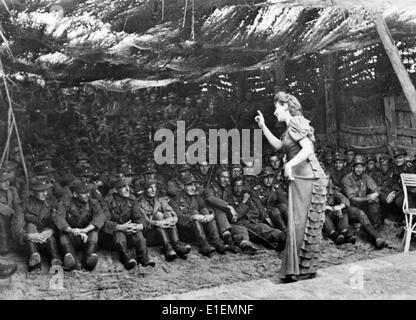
(273, 54), (286, 93)
(383, 95), (397, 156)
(372, 11), (416, 116)
(324, 53), (338, 148)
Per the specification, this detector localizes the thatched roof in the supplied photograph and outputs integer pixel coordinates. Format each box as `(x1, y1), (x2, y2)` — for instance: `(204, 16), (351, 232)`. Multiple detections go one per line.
(1, 0), (416, 87)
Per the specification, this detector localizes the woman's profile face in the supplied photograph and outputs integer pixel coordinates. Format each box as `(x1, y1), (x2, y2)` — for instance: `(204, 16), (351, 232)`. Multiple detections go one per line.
(273, 100), (289, 122)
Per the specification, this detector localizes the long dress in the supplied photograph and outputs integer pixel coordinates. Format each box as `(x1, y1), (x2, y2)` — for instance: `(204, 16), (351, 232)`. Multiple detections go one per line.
(279, 116), (327, 278)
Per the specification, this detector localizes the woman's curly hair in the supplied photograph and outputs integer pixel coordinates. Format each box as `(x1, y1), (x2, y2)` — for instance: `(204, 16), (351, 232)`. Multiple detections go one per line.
(274, 91), (302, 116)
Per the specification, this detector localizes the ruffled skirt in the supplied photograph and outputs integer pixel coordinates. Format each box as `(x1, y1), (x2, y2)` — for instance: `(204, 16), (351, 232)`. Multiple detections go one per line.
(280, 176), (327, 278)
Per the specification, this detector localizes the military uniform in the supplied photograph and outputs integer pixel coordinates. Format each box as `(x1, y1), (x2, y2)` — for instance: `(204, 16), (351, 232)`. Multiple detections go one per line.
(0, 169), (22, 254)
(53, 182), (107, 270)
(204, 181), (255, 253)
(167, 164), (191, 197)
(103, 178), (154, 269)
(250, 170), (288, 232)
(16, 176), (62, 270)
(170, 175), (227, 256)
(137, 179), (191, 261)
(391, 149), (416, 210)
(341, 155), (386, 249)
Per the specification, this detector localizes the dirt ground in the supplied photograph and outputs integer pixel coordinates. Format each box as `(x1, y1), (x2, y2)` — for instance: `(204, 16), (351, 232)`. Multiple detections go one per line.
(0, 219), (409, 300)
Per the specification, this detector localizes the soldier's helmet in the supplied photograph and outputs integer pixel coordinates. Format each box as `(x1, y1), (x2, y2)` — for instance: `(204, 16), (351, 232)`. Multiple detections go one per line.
(392, 147), (407, 159)
(143, 162), (157, 175)
(0, 168), (11, 182)
(261, 166), (275, 178)
(75, 164), (94, 178)
(353, 154), (366, 166)
(70, 181), (90, 194)
(366, 154), (377, 163)
(333, 152), (344, 162)
(30, 176), (53, 192)
(118, 163), (136, 176)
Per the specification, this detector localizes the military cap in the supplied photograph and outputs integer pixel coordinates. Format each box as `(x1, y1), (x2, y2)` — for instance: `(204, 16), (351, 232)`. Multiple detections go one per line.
(0, 169), (11, 182)
(366, 154), (377, 163)
(74, 152), (89, 161)
(261, 166), (275, 178)
(143, 163), (157, 175)
(177, 163), (191, 172)
(113, 176), (130, 189)
(70, 181), (90, 194)
(118, 163), (136, 176)
(379, 154), (392, 164)
(168, 92), (176, 98)
(75, 164), (94, 177)
(141, 178), (157, 190)
(182, 174), (198, 185)
(392, 148), (407, 158)
(3, 161), (17, 172)
(344, 147), (355, 154)
(353, 154), (366, 166)
(34, 161), (55, 175)
(37, 151), (54, 162)
(231, 163), (242, 169)
(324, 153), (333, 163)
(333, 152), (344, 161)
(30, 176), (53, 191)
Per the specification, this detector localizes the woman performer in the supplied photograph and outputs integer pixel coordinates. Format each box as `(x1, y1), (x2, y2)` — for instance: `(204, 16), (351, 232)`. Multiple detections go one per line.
(255, 92), (327, 282)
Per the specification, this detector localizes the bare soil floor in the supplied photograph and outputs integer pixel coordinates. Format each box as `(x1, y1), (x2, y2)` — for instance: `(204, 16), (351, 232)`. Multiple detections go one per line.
(0, 219), (408, 300)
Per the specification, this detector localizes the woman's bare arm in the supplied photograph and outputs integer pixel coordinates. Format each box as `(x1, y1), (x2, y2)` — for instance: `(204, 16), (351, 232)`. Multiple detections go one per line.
(255, 110), (283, 151)
(285, 137), (314, 169)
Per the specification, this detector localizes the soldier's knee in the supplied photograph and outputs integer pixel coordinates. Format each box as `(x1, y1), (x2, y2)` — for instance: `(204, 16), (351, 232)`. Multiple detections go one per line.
(153, 212), (164, 220)
(25, 223), (38, 233)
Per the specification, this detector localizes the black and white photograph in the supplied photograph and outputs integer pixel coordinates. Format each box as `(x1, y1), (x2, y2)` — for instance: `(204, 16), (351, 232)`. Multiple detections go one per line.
(0, 0), (416, 305)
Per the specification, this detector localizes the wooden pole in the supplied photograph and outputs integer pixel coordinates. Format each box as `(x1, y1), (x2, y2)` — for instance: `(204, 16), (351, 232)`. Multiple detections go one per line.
(372, 11), (416, 116)
(273, 54), (286, 93)
(383, 95), (397, 156)
(324, 53), (338, 148)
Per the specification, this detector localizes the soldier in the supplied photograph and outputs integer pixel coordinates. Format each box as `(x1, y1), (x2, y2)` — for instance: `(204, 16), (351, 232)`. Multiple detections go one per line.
(251, 166), (288, 232)
(374, 155), (402, 220)
(366, 155), (379, 181)
(193, 161), (213, 194)
(179, 96), (199, 130)
(16, 176), (62, 271)
(204, 168), (257, 254)
(323, 153), (333, 172)
(73, 164), (104, 202)
(167, 164), (191, 197)
(231, 177), (285, 251)
(103, 177), (155, 270)
(391, 147), (416, 212)
(341, 155), (386, 249)
(344, 148), (356, 174)
(241, 160), (259, 190)
(170, 174), (228, 256)
(0, 169), (22, 255)
(53, 181), (107, 270)
(33, 161), (66, 200)
(324, 179), (356, 245)
(137, 179), (191, 261)
(164, 92), (180, 130)
(329, 152), (347, 191)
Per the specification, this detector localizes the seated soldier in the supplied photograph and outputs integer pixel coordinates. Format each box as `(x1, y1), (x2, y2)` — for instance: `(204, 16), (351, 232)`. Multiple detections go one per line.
(344, 148), (356, 174)
(0, 168), (22, 255)
(329, 152), (347, 191)
(241, 160), (259, 190)
(170, 174), (228, 257)
(366, 155), (379, 181)
(231, 177), (285, 251)
(324, 178), (356, 245)
(15, 176), (63, 271)
(73, 164), (104, 202)
(53, 181), (107, 270)
(391, 147), (416, 217)
(167, 164), (192, 198)
(193, 161), (213, 195)
(33, 161), (66, 200)
(204, 168), (257, 254)
(103, 177), (155, 270)
(374, 155), (402, 221)
(341, 155), (387, 249)
(137, 179), (191, 261)
(251, 166), (288, 232)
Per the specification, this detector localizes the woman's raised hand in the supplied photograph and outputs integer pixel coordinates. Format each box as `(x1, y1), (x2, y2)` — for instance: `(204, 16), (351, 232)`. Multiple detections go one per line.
(255, 110), (265, 128)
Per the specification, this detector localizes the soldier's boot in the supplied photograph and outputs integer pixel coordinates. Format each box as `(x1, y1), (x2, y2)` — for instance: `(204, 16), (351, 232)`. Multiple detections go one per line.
(135, 237), (155, 267)
(240, 240), (258, 255)
(191, 221), (215, 257)
(116, 242), (137, 270)
(60, 235), (80, 270)
(222, 231), (239, 254)
(340, 229), (356, 244)
(269, 209), (287, 233)
(168, 228), (191, 258)
(363, 224), (386, 249)
(328, 231), (345, 245)
(46, 237), (63, 267)
(84, 241), (99, 271)
(158, 228), (177, 261)
(0, 262), (17, 279)
(28, 242), (41, 272)
(0, 216), (10, 255)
